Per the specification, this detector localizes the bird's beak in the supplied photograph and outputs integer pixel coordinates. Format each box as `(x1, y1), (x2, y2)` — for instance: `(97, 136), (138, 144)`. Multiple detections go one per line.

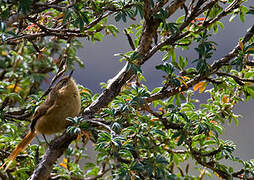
(68, 70), (74, 79)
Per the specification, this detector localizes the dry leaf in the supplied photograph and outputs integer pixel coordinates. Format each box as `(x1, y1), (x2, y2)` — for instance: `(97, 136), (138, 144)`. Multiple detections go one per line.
(239, 41), (244, 50)
(193, 81), (206, 92)
(59, 163), (67, 169)
(222, 96), (229, 103)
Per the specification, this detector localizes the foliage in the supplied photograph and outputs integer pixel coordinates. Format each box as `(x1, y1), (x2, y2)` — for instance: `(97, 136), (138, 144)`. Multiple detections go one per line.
(0, 0), (254, 179)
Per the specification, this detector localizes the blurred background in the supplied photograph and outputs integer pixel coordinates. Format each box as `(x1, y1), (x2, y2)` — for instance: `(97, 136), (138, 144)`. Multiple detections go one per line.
(67, 1), (253, 178)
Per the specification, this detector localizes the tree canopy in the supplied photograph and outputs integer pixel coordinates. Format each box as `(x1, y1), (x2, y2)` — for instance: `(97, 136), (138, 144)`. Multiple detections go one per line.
(0, 0), (254, 179)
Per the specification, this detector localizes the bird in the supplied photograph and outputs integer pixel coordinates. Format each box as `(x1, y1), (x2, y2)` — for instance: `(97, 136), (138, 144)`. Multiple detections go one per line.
(1, 72), (81, 170)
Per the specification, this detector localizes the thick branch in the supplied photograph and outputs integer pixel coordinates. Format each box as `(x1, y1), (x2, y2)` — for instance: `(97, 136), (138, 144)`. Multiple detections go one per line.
(82, 0), (186, 117)
(211, 25), (254, 71)
(28, 133), (77, 180)
(29, 1), (166, 178)
(27, 0), (254, 178)
(146, 25), (254, 103)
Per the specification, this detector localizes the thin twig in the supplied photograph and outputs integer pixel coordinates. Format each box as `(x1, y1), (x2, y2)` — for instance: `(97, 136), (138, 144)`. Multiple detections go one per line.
(217, 72), (254, 84)
(124, 29), (135, 50)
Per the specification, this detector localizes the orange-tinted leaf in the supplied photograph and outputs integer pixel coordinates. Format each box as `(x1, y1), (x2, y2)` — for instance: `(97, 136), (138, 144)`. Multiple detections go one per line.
(208, 130), (213, 136)
(176, 77), (188, 88)
(82, 130), (90, 140)
(7, 84), (15, 89)
(52, 58), (60, 64)
(199, 82), (207, 93)
(222, 96), (229, 103)
(26, 24), (36, 30)
(195, 17), (206, 21)
(56, 13), (64, 19)
(7, 84), (22, 92)
(76, 133), (82, 141)
(193, 81), (205, 92)
(175, 136), (180, 143)
(63, 158), (68, 164)
(180, 75), (190, 80)
(247, 47), (254, 52)
(182, 81), (188, 88)
(151, 118), (159, 122)
(210, 120), (217, 124)
(131, 171), (135, 180)
(80, 89), (90, 94)
(239, 41), (244, 50)
(37, 53), (42, 61)
(58, 19), (63, 24)
(1, 51), (7, 56)
(59, 163), (67, 169)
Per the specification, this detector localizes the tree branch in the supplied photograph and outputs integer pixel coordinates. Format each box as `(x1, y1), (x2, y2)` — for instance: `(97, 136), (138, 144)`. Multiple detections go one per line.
(124, 29), (135, 50)
(28, 1), (171, 177)
(216, 72), (254, 85)
(5, 0), (66, 28)
(146, 25), (254, 103)
(28, 133), (77, 180)
(26, 1), (254, 178)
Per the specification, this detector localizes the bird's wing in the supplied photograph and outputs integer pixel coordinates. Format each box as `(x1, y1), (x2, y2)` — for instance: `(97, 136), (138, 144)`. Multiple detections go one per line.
(30, 93), (57, 131)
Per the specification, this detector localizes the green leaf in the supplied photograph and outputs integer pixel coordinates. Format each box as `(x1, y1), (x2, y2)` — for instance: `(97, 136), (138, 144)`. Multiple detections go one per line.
(80, 11), (90, 25)
(229, 13), (237, 22)
(245, 86), (254, 100)
(247, 6), (254, 15)
(155, 62), (174, 74)
(115, 12), (122, 22)
(18, 0), (32, 14)
(63, 10), (73, 25)
(177, 134), (185, 146)
(175, 94), (181, 106)
(122, 12), (127, 22)
(152, 129), (165, 136)
(172, 131), (181, 139)
(98, 132), (111, 142)
(127, 63), (142, 74)
(7, 93), (24, 104)
(216, 21), (224, 30)
(86, 166), (99, 176)
(129, 51), (141, 61)
(178, 56), (187, 70)
(151, 87), (162, 94)
(136, 4), (144, 18)
(156, 155), (168, 165)
(111, 122), (121, 133)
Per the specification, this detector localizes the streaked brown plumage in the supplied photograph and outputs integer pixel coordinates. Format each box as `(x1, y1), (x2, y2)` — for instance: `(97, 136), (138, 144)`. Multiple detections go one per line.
(1, 75), (81, 170)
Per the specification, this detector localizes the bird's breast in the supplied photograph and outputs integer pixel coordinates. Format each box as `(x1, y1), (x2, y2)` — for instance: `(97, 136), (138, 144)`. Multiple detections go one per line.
(35, 91), (81, 135)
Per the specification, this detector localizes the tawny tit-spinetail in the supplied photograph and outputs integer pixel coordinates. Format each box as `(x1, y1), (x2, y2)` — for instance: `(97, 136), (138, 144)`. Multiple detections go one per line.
(1, 73), (81, 170)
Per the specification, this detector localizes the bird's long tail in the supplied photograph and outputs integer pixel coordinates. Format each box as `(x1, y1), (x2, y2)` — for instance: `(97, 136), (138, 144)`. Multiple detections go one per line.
(1, 130), (37, 170)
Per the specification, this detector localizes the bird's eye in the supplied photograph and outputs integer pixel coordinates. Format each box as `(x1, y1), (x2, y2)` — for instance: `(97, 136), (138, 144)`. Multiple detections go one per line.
(56, 78), (69, 90)
(61, 80), (68, 86)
